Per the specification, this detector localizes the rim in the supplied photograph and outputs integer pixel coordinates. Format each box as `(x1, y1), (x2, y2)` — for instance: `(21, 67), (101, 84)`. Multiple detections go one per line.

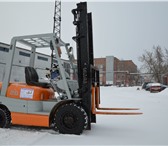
(62, 112), (77, 129)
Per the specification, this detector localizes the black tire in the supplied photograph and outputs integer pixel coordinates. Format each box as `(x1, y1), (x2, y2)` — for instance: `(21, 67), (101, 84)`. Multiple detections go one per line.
(53, 103), (88, 135)
(0, 108), (11, 128)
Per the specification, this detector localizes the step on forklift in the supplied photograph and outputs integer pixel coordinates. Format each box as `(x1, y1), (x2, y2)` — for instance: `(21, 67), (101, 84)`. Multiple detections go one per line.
(0, 2), (142, 135)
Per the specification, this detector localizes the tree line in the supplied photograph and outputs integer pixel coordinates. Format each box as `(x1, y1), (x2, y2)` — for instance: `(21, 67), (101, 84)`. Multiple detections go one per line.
(139, 46), (168, 83)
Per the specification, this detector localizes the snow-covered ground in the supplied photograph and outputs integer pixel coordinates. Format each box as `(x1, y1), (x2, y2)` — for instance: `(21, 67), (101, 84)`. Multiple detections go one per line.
(0, 86), (168, 145)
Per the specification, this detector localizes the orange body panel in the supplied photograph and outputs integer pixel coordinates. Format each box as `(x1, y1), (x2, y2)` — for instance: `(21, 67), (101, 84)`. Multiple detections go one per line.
(0, 82), (55, 101)
(11, 112), (49, 127)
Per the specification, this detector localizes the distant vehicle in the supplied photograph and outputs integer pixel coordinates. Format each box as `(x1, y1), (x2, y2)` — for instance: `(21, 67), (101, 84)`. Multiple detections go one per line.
(142, 82), (153, 90)
(104, 84), (112, 87)
(149, 83), (161, 93)
(145, 83), (168, 93)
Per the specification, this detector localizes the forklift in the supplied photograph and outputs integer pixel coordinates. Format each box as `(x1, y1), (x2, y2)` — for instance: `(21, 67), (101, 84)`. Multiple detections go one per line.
(0, 2), (142, 135)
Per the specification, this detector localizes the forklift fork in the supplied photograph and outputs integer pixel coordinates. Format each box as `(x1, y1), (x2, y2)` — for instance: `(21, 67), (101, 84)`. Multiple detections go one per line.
(91, 86), (142, 115)
(91, 68), (142, 115)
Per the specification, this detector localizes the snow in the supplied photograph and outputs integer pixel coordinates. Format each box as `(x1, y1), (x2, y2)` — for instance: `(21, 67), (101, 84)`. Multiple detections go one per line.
(1, 86), (168, 145)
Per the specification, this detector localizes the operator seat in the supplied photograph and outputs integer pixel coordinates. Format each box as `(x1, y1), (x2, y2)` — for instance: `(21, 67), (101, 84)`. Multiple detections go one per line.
(25, 66), (50, 88)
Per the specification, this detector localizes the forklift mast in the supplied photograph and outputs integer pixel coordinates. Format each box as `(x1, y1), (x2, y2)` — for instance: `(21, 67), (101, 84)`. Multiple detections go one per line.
(72, 2), (142, 130)
(72, 2), (96, 129)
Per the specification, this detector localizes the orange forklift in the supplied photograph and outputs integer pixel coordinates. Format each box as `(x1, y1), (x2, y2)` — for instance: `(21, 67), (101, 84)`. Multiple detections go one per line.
(0, 2), (142, 135)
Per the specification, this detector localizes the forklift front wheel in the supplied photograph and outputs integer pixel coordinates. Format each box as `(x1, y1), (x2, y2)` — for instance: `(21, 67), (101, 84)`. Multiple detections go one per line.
(53, 103), (88, 135)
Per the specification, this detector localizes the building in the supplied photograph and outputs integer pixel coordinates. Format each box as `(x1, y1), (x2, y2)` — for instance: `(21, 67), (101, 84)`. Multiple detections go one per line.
(94, 56), (138, 86)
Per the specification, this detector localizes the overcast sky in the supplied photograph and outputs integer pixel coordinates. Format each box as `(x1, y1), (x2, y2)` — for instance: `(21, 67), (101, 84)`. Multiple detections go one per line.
(0, 1), (168, 68)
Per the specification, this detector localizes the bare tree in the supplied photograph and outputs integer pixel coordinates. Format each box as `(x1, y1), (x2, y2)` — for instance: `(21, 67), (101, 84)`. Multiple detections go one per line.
(139, 46), (168, 83)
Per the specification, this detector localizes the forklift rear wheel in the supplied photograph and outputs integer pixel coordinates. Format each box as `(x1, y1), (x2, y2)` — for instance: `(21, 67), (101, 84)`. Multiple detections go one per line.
(0, 108), (11, 128)
(53, 103), (88, 135)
